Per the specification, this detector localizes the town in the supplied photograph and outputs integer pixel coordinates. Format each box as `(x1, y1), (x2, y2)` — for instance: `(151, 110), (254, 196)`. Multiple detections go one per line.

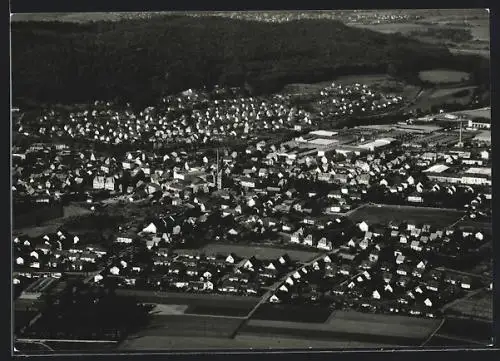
(13, 80), (492, 351)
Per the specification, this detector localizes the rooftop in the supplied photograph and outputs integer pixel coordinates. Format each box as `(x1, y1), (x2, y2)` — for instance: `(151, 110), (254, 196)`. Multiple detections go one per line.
(424, 164), (450, 173)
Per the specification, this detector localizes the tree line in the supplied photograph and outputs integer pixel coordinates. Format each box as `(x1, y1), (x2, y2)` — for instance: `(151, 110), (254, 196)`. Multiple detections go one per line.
(12, 16), (490, 108)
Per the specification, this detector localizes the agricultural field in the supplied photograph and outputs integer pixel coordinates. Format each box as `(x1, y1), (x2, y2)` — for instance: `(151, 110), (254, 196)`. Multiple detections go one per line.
(118, 334), (397, 350)
(241, 311), (441, 346)
(11, 12), (165, 23)
(445, 290), (493, 321)
(14, 203), (93, 238)
(185, 243), (321, 263)
(136, 314), (244, 338)
(252, 304), (333, 323)
(406, 86), (477, 114)
(115, 289), (259, 317)
(436, 317), (493, 344)
(62, 204), (92, 218)
(428, 86), (476, 99)
(282, 81), (338, 96)
(418, 70), (470, 84)
(453, 107), (491, 119)
(347, 23), (428, 34)
(348, 204), (464, 228)
(150, 304), (189, 316)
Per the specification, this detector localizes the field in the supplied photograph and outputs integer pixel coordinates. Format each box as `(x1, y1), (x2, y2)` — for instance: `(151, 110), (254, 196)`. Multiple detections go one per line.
(115, 289), (259, 317)
(177, 243), (320, 263)
(436, 317), (493, 344)
(445, 290), (493, 321)
(418, 70), (470, 84)
(407, 86), (476, 113)
(118, 334), (399, 350)
(473, 130), (491, 143)
(347, 23), (428, 34)
(241, 311), (441, 346)
(453, 107), (491, 119)
(11, 12), (164, 23)
(252, 304), (333, 323)
(282, 80), (338, 96)
(137, 314), (244, 338)
(62, 204), (92, 218)
(14, 203), (92, 238)
(428, 86), (476, 99)
(348, 204), (464, 228)
(334, 74), (393, 85)
(150, 304), (188, 316)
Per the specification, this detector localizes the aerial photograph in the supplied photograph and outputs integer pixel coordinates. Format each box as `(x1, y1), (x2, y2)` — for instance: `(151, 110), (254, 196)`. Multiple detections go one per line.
(11, 9), (493, 354)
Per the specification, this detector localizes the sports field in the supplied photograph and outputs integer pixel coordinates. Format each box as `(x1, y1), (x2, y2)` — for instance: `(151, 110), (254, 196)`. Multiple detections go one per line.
(348, 204), (464, 228)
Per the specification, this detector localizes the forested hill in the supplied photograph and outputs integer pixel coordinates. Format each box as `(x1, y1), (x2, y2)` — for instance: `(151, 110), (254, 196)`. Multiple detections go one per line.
(11, 15), (490, 107)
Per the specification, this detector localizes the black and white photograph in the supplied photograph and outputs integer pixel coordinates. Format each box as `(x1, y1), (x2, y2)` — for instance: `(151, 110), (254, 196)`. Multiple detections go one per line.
(10, 8), (494, 355)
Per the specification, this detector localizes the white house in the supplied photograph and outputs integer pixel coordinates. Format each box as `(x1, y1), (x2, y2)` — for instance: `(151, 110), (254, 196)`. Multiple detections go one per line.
(269, 294), (281, 303)
(358, 221), (369, 232)
(142, 222), (158, 234)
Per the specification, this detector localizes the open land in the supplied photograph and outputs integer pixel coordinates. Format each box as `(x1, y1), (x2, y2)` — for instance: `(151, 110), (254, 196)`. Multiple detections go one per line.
(452, 107), (491, 119)
(241, 311), (441, 346)
(418, 70), (470, 84)
(347, 204), (464, 227)
(435, 317), (493, 344)
(136, 314), (244, 338)
(445, 290), (493, 321)
(429, 86), (476, 99)
(14, 204), (92, 238)
(118, 334), (397, 350)
(116, 289), (259, 317)
(252, 304), (334, 323)
(177, 243), (320, 262)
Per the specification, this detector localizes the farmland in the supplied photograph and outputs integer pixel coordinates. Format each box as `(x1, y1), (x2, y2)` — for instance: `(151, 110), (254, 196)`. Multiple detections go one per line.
(179, 243), (320, 263)
(241, 311), (441, 346)
(116, 289), (259, 307)
(435, 317), (493, 344)
(418, 70), (470, 84)
(428, 86), (476, 99)
(136, 314), (244, 338)
(252, 304), (333, 323)
(118, 334), (397, 350)
(150, 304), (188, 316)
(452, 107), (491, 119)
(348, 204), (464, 228)
(115, 289), (259, 317)
(14, 203), (93, 238)
(445, 290), (493, 321)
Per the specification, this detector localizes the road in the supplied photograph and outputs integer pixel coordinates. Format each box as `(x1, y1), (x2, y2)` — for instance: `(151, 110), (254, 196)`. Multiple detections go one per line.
(420, 318), (446, 346)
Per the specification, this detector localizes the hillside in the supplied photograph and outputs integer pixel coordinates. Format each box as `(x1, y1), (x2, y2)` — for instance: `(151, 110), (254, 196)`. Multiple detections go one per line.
(11, 15), (490, 107)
